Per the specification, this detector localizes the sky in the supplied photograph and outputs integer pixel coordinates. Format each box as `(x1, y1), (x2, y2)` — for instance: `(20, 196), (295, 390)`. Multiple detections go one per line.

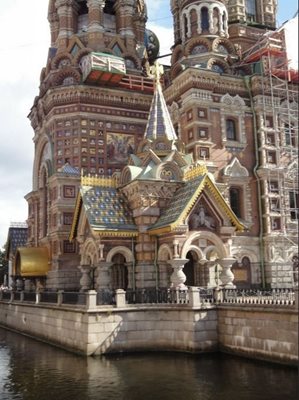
(0, 0), (298, 247)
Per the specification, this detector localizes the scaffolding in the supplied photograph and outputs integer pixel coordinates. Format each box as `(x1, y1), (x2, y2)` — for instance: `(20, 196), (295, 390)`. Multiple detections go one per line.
(238, 21), (298, 287)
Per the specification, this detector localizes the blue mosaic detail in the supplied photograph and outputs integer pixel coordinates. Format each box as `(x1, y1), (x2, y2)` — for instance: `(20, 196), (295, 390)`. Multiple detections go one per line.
(81, 185), (136, 233)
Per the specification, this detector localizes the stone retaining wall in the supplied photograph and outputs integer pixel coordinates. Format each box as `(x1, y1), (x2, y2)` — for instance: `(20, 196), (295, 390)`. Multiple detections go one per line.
(218, 306), (298, 365)
(0, 303), (218, 356)
(0, 301), (297, 365)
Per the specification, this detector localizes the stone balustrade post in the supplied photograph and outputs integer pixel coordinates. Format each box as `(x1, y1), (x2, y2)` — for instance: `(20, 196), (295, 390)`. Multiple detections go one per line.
(213, 286), (223, 304)
(20, 291), (25, 302)
(79, 265), (93, 292)
(116, 289), (126, 308)
(188, 287), (200, 307)
(218, 258), (236, 288)
(86, 290), (97, 310)
(169, 258), (189, 290)
(10, 291), (14, 303)
(57, 290), (64, 306)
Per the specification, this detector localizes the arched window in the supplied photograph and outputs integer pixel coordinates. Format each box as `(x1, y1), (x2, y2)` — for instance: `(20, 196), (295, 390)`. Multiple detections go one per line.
(111, 254), (128, 290)
(230, 187), (242, 218)
(246, 0), (257, 20)
(183, 14), (188, 38)
(201, 7), (209, 32)
(185, 251), (196, 286)
(226, 119), (237, 140)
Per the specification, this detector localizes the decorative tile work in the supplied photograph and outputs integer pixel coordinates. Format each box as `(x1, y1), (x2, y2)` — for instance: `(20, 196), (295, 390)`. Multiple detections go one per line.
(6, 228), (28, 255)
(150, 175), (205, 231)
(81, 185), (137, 235)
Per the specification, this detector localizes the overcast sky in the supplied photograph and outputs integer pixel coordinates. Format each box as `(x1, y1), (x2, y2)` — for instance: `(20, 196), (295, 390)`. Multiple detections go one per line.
(0, 0), (298, 247)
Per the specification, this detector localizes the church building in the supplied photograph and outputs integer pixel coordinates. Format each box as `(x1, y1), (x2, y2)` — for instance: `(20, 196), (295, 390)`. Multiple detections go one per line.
(12, 0), (298, 291)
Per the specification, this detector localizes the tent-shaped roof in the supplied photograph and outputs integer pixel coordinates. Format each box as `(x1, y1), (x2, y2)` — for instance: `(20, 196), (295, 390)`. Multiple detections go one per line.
(149, 174), (245, 235)
(144, 64), (177, 142)
(5, 225), (28, 259)
(70, 177), (137, 239)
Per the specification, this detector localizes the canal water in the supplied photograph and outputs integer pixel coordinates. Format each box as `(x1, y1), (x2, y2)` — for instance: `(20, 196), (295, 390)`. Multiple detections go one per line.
(0, 327), (298, 400)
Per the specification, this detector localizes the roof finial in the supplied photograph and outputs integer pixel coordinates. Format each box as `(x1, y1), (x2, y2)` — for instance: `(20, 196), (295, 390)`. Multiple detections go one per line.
(149, 61), (164, 87)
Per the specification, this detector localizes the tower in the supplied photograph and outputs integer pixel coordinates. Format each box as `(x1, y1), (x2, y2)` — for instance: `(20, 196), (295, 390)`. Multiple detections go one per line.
(165, 0), (297, 289)
(25, 0), (157, 290)
(171, 0), (232, 73)
(227, 0), (278, 51)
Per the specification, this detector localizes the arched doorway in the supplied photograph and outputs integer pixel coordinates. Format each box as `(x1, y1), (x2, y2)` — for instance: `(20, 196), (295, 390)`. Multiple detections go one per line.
(111, 254), (128, 290)
(185, 251), (196, 286)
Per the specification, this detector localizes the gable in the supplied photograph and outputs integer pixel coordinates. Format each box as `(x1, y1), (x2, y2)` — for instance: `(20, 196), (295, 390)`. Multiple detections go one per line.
(149, 174), (245, 235)
(70, 183), (138, 240)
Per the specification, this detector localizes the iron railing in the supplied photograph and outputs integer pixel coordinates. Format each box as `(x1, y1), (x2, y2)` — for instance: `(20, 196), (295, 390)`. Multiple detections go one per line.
(223, 288), (295, 306)
(0, 287), (296, 308)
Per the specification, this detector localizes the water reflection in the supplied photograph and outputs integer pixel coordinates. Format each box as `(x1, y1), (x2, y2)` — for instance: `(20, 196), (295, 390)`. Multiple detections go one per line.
(0, 327), (297, 400)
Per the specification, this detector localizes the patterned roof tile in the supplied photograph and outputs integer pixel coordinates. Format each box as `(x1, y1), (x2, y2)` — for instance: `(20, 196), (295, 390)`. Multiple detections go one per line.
(81, 185), (137, 234)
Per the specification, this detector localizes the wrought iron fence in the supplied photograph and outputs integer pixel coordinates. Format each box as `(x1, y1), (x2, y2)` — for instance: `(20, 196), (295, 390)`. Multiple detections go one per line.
(40, 292), (58, 304)
(23, 292), (36, 302)
(62, 292), (87, 306)
(126, 288), (189, 305)
(223, 288), (295, 306)
(13, 292), (22, 301)
(96, 289), (115, 305)
(1, 291), (11, 301)
(198, 288), (215, 304)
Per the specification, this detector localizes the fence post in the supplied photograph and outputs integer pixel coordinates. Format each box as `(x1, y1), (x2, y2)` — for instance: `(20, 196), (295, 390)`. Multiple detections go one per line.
(10, 291), (15, 303)
(116, 289), (126, 308)
(0, 290), (2, 301)
(57, 290), (63, 306)
(20, 291), (24, 302)
(86, 290), (97, 310)
(213, 287), (223, 304)
(188, 287), (200, 307)
(295, 288), (298, 310)
(36, 291), (41, 304)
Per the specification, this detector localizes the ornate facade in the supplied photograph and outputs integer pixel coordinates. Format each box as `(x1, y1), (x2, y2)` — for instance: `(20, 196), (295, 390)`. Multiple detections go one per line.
(14, 0), (297, 291)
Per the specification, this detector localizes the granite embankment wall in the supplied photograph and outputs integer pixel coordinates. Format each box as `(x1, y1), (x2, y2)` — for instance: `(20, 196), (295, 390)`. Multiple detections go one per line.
(0, 303), (218, 356)
(0, 299), (298, 365)
(218, 306), (298, 365)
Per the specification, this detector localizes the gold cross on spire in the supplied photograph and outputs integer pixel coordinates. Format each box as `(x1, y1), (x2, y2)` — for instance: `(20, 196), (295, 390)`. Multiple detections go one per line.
(149, 61), (164, 86)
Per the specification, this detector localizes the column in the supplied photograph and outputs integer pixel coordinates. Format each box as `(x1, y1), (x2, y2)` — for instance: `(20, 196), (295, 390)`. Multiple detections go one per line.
(169, 258), (189, 289)
(55, 0), (73, 50)
(87, 0), (105, 32)
(218, 258), (236, 288)
(199, 260), (215, 287)
(96, 262), (113, 290)
(208, 7), (214, 34)
(115, 0), (135, 40)
(78, 265), (93, 292)
(197, 8), (202, 34)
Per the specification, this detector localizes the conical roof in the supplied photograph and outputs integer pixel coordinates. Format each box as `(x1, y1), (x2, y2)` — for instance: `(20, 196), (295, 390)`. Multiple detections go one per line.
(144, 64), (177, 142)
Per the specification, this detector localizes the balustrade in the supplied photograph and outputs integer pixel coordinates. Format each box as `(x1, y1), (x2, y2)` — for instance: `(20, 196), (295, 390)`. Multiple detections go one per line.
(0, 287), (297, 308)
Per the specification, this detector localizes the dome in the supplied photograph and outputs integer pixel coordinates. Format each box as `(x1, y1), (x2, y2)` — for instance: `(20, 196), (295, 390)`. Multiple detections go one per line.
(145, 29), (160, 62)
